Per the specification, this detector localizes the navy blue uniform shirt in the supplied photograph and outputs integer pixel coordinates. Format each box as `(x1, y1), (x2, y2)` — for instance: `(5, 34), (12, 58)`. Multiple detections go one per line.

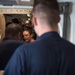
(4, 32), (75, 75)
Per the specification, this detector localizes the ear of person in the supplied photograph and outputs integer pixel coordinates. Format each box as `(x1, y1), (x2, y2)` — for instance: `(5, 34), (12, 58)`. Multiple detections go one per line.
(32, 16), (37, 26)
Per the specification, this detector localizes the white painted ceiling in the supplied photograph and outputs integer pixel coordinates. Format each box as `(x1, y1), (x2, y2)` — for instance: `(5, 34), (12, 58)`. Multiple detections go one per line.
(0, 0), (34, 6)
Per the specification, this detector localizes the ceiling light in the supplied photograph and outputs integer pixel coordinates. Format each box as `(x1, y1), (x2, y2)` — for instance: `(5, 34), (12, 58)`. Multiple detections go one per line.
(21, 0), (30, 2)
(27, 14), (31, 17)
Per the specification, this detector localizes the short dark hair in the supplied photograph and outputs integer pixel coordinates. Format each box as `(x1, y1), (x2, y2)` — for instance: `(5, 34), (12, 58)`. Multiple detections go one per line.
(12, 18), (20, 24)
(5, 23), (22, 38)
(33, 0), (59, 11)
(6, 22), (12, 28)
(32, 0), (60, 25)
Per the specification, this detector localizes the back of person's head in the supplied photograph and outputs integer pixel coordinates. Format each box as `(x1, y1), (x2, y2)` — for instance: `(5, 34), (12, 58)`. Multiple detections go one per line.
(32, 0), (60, 27)
(12, 18), (20, 24)
(6, 22), (12, 28)
(5, 23), (22, 40)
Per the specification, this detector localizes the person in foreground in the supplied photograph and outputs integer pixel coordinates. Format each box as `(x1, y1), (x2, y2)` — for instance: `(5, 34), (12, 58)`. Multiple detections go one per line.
(0, 23), (24, 70)
(4, 0), (75, 75)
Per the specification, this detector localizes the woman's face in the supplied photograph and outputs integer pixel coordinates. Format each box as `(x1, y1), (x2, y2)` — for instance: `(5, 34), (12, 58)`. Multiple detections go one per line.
(23, 30), (31, 43)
